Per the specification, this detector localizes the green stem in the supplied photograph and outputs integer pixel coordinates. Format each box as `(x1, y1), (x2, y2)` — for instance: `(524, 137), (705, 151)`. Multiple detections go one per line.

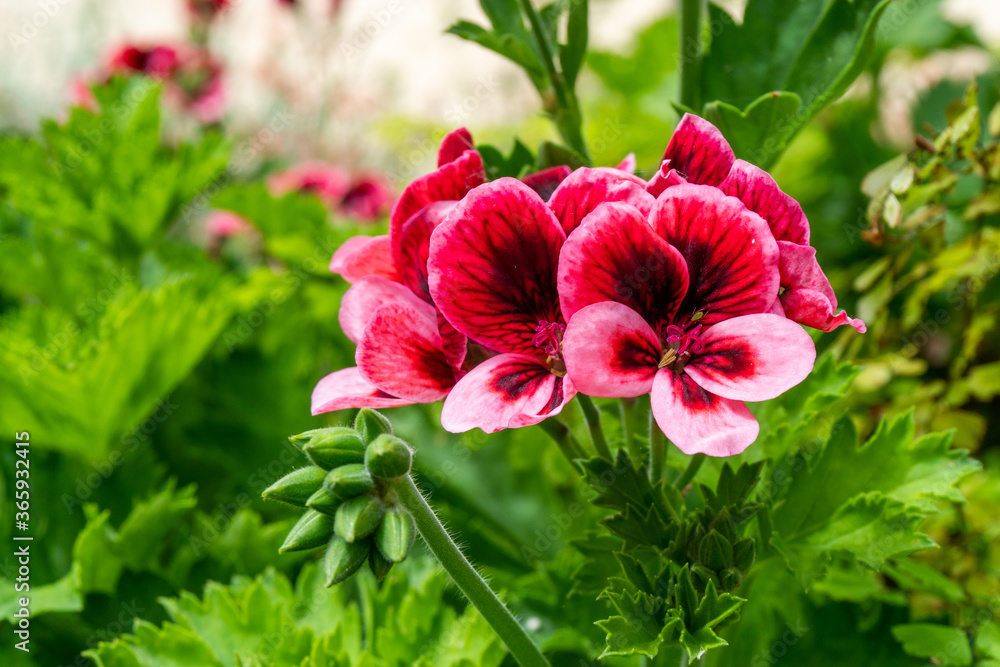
(675, 453), (706, 490)
(539, 419), (587, 463)
(619, 398), (642, 462)
(680, 650), (690, 667)
(649, 409), (666, 483)
(577, 395), (613, 460)
(678, 0), (703, 111)
(396, 477), (552, 667)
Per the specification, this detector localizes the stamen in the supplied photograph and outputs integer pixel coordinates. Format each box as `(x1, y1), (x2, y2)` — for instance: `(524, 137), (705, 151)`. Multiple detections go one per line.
(532, 320), (566, 357)
(658, 349), (678, 368)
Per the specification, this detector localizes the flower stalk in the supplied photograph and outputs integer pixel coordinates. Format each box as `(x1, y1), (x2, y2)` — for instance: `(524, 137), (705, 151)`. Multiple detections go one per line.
(577, 395), (613, 459)
(395, 476), (552, 667)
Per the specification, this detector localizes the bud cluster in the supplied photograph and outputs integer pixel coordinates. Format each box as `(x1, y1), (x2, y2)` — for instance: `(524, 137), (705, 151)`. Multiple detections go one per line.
(262, 408), (416, 586)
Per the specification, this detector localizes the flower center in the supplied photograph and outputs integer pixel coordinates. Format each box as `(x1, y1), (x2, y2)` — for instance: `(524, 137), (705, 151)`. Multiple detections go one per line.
(533, 320), (565, 356)
(658, 324), (704, 371)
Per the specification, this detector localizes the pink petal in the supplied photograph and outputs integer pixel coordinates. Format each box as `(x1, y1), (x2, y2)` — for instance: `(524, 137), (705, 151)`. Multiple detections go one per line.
(720, 160), (809, 245)
(548, 167), (655, 234)
(440, 353), (574, 432)
(339, 276), (434, 344)
(662, 114), (736, 186)
(390, 201), (456, 302)
(645, 159), (689, 198)
(558, 202), (689, 325)
(651, 184), (779, 325)
(428, 178), (565, 355)
(390, 150), (485, 243)
(311, 367), (413, 415)
(356, 303), (456, 402)
(521, 165), (572, 200)
(438, 312), (468, 370)
(651, 371), (758, 457)
(562, 302), (660, 398)
(617, 153), (637, 174)
(777, 241), (866, 333)
(329, 235), (399, 283)
(684, 314), (816, 402)
(438, 127), (476, 167)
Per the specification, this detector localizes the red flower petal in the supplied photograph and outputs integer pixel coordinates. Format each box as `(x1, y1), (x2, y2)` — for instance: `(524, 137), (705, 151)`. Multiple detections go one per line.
(778, 241), (866, 333)
(356, 303), (457, 402)
(390, 201), (455, 302)
(390, 149), (485, 246)
(645, 159), (689, 198)
(311, 367), (413, 415)
(651, 184), (779, 324)
(440, 353), (574, 432)
(438, 127), (476, 167)
(329, 235), (398, 283)
(437, 312), (468, 370)
(548, 167), (655, 234)
(562, 302), (660, 398)
(521, 165), (572, 200)
(558, 202), (689, 326)
(617, 153), (637, 173)
(428, 178), (565, 355)
(720, 160), (809, 245)
(662, 114), (736, 186)
(684, 314), (816, 402)
(339, 276), (434, 344)
(651, 371), (758, 456)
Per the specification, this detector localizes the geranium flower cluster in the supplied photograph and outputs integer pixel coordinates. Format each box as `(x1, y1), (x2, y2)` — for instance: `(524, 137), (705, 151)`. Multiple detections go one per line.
(269, 162), (395, 222)
(313, 117), (865, 456)
(73, 44), (225, 124)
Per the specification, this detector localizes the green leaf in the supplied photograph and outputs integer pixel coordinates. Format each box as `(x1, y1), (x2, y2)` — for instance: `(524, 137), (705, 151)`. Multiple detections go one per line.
(596, 589), (678, 658)
(446, 20), (548, 92)
(587, 18), (678, 97)
(892, 624), (972, 667)
(882, 558), (966, 603)
(702, 91), (802, 169)
(702, 0), (894, 166)
(977, 622), (1000, 661)
(769, 412), (980, 584)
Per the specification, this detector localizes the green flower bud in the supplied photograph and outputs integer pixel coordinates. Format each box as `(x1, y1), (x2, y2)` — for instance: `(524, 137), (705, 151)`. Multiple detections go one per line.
(690, 564), (720, 591)
(301, 427), (366, 470)
(279, 510), (334, 553)
(698, 530), (733, 572)
(323, 535), (370, 586)
(335, 495), (385, 543)
(306, 486), (341, 515)
(375, 506), (416, 563)
(720, 567), (743, 591)
(324, 463), (374, 500)
(262, 466), (326, 507)
(355, 408), (393, 444)
(732, 538), (755, 573)
(368, 547), (394, 583)
(364, 434), (413, 479)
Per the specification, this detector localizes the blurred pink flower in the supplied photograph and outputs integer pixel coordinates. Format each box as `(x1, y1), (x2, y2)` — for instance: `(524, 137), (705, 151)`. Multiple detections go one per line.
(206, 211), (252, 239)
(269, 162), (395, 222)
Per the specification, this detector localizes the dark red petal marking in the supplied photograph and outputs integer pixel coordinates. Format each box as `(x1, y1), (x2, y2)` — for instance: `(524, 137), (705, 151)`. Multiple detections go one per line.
(720, 160), (810, 245)
(558, 202), (689, 327)
(390, 149), (485, 247)
(548, 167), (655, 234)
(428, 178), (566, 356)
(521, 165), (572, 200)
(651, 184), (779, 325)
(311, 367), (413, 415)
(662, 114), (736, 186)
(562, 301), (660, 398)
(439, 353), (575, 433)
(391, 201), (455, 303)
(329, 235), (399, 283)
(356, 303), (456, 402)
(438, 127), (476, 167)
(650, 371), (758, 457)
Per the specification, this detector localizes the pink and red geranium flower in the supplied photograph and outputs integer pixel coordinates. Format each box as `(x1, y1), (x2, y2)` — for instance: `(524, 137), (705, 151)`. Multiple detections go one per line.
(312, 117), (865, 457)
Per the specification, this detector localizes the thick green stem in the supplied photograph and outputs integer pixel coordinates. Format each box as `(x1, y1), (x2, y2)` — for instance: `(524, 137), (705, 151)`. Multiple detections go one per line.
(396, 477), (552, 667)
(619, 398), (642, 462)
(577, 395), (613, 460)
(539, 419), (587, 463)
(649, 409), (666, 483)
(678, 0), (703, 111)
(675, 453), (706, 490)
